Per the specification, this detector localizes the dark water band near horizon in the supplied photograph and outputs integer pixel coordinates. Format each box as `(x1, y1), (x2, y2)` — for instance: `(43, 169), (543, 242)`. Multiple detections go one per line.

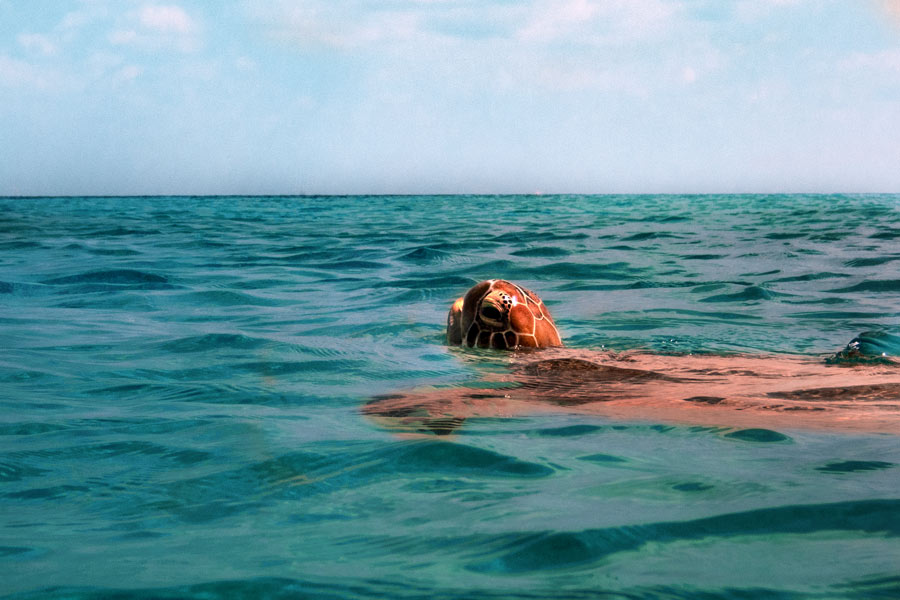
(1, 194), (899, 599)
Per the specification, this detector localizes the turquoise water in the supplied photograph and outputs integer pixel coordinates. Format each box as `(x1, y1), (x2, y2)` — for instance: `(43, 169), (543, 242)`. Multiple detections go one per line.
(1, 195), (899, 599)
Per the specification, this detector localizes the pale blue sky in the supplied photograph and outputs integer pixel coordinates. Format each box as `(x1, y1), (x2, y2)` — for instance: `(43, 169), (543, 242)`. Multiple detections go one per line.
(2, 0), (900, 195)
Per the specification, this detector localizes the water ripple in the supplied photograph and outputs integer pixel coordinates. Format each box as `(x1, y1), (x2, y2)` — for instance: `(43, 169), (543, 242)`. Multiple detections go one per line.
(470, 498), (900, 573)
(41, 270), (169, 285)
(2, 195), (900, 598)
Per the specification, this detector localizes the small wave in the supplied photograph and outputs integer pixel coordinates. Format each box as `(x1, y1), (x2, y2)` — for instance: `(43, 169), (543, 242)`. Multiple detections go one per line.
(682, 253), (728, 260)
(493, 230), (588, 243)
(53, 281), (178, 295)
(390, 287), (460, 302)
(398, 246), (452, 262)
(844, 256), (900, 267)
(869, 228), (900, 239)
(469, 498), (900, 573)
(809, 230), (852, 242)
(7, 484), (90, 500)
(723, 428), (791, 443)
(41, 269), (168, 285)
(228, 278), (294, 290)
(789, 310), (888, 320)
(373, 275), (474, 290)
(528, 261), (643, 280)
(768, 272), (851, 283)
(86, 247), (142, 256)
(509, 246), (571, 258)
(234, 359), (367, 376)
(311, 260), (390, 271)
(50, 294), (159, 311)
(828, 279), (900, 293)
(0, 462), (49, 482)
(70, 417), (211, 436)
(828, 330), (900, 362)
(18, 577), (894, 600)
(0, 240), (43, 250)
(420, 240), (503, 251)
(458, 259), (520, 277)
(640, 214), (690, 223)
(765, 232), (808, 240)
(0, 546), (37, 558)
(578, 453), (629, 464)
(160, 333), (269, 354)
(11, 440), (211, 466)
(700, 285), (782, 303)
(783, 297), (849, 306)
(385, 440), (554, 478)
(0, 422), (67, 436)
(85, 382), (214, 403)
(178, 290), (285, 307)
(0, 369), (55, 384)
(816, 460), (895, 473)
(0, 281), (49, 296)
(154, 439), (551, 523)
(556, 280), (693, 292)
(81, 227), (161, 237)
(531, 424), (605, 437)
(621, 231), (682, 241)
(554, 281), (633, 291)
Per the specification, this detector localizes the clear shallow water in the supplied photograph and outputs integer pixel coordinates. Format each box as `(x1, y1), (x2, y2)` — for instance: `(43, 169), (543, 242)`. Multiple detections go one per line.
(1, 194), (899, 599)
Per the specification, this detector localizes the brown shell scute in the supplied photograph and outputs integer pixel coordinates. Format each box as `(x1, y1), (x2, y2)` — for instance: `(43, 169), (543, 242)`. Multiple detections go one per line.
(509, 304), (534, 333)
(505, 331), (518, 348)
(517, 284), (541, 304)
(492, 332), (508, 349)
(465, 323), (479, 347)
(446, 279), (562, 350)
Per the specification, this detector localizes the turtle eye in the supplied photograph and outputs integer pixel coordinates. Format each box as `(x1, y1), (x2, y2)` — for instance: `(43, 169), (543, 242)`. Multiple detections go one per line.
(481, 305), (503, 321)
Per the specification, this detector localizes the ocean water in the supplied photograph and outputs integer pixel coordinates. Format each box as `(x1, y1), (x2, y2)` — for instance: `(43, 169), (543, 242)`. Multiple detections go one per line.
(1, 194), (899, 599)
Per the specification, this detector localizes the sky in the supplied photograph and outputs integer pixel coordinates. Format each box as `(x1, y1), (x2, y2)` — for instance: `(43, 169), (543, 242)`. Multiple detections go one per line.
(1, 0), (900, 195)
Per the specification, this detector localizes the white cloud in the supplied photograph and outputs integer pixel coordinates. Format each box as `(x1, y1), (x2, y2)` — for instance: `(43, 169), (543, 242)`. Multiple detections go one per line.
(235, 56), (257, 72)
(12, 5), (108, 63)
(517, 0), (682, 45)
(735, 0), (807, 22)
(109, 3), (201, 52)
(109, 29), (139, 46)
(682, 66), (698, 84)
(59, 4), (109, 31)
(0, 55), (62, 89)
(516, 0), (599, 43)
(243, 0), (706, 97)
(17, 33), (57, 56)
(839, 49), (900, 73)
(113, 64), (143, 83)
(139, 4), (194, 34)
(86, 52), (125, 78)
(248, 1), (423, 49)
(249, 0), (685, 50)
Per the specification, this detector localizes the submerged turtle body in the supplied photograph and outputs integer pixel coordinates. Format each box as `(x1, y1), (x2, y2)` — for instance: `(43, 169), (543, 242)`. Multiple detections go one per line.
(365, 281), (900, 435)
(446, 279), (562, 349)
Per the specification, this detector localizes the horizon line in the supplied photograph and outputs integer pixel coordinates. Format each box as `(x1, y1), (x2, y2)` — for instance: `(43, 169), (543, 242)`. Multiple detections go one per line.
(3, 191), (899, 200)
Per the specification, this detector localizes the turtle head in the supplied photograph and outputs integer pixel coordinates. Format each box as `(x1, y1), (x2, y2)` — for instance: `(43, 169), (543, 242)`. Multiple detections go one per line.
(478, 286), (515, 328)
(447, 279), (563, 350)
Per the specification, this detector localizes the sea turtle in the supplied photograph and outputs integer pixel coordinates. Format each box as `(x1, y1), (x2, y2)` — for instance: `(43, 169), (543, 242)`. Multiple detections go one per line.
(365, 280), (900, 435)
(446, 279), (562, 349)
